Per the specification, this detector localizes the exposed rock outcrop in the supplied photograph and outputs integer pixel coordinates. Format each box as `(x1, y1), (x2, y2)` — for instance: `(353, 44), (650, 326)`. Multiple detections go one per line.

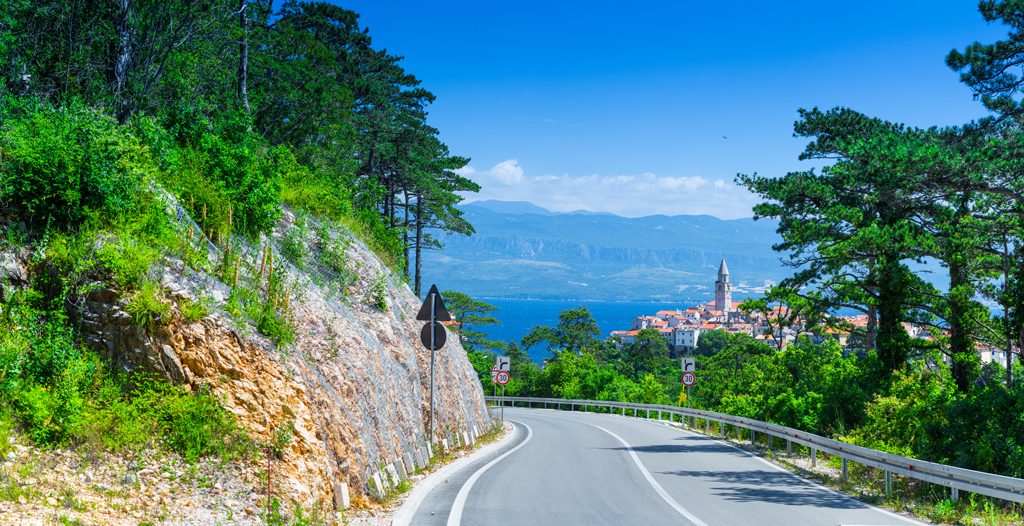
(74, 209), (491, 512)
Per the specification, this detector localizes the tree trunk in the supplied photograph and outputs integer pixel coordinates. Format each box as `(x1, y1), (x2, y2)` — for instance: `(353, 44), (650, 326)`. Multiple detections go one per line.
(946, 212), (980, 393)
(866, 257), (877, 352)
(1005, 236), (1013, 387)
(414, 192), (424, 297)
(238, 0), (250, 119)
(874, 258), (911, 376)
(947, 254), (976, 392)
(113, 0), (135, 124)
(403, 189), (411, 283)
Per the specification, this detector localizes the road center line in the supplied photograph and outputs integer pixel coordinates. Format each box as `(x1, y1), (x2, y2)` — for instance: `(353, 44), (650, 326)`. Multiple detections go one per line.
(570, 418), (709, 526)
(447, 420), (534, 526)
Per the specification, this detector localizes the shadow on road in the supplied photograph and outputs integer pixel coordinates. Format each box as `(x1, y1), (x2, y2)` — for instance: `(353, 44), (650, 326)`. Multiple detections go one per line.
(660, 469), (862, 509)
(598, 436), (747, 456)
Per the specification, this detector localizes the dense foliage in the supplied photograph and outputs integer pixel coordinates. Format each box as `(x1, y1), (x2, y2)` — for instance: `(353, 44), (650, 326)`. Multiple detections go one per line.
(0, 0), (480, 463)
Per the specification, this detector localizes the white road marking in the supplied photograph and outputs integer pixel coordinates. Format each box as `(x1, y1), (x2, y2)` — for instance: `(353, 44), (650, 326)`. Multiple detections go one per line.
(605, 412), (927, 526)
(447, 420), (534, 526)
(573, 419), (709, 526)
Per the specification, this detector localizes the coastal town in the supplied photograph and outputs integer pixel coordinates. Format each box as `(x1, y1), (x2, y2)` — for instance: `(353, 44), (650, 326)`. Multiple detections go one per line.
(610, 259), (1016, 369)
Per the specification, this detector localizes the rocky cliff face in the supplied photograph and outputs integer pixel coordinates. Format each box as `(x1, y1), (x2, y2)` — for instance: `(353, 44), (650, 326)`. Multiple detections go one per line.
(73, 205), (491, 511)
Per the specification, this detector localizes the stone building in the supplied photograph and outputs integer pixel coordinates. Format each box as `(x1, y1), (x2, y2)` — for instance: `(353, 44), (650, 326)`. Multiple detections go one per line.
(715, 258), (733, 313)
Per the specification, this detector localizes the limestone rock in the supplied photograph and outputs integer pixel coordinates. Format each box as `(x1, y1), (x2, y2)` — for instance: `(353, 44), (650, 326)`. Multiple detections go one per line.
(70, 209), (490, 513)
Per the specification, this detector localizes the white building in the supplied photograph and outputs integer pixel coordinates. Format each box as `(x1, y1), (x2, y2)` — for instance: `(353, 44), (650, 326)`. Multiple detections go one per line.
(630, 315), (658, 330)
(673, 326), (701, 353)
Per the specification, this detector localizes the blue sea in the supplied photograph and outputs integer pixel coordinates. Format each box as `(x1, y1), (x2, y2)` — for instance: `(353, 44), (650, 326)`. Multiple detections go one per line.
(473, 297), (866, 364)
(475, 298), (731, 364)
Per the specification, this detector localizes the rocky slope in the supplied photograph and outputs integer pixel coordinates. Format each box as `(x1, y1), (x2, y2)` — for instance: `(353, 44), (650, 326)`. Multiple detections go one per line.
(6, 199), (492, 516)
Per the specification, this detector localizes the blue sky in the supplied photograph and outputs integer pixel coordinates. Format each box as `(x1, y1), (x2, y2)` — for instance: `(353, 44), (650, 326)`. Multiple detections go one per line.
(333, 1), (1007, 218)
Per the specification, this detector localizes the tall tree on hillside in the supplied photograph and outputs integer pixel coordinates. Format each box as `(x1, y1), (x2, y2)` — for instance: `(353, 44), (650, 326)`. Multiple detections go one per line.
(522, 306), (602, 361)
(408, 136), (476, 295)
(738, 108), (937, 379)
(626, 328), (670, 374)
(947, 4), (1024, 385)
(947, 0), (1024, 124)
(441, 290), (501, 351)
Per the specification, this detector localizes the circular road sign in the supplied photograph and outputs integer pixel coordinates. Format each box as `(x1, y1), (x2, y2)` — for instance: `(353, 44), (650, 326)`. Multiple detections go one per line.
(682, 372), (696, 387)
(494, 371), (510, 385)
(420, 321), (447, 351)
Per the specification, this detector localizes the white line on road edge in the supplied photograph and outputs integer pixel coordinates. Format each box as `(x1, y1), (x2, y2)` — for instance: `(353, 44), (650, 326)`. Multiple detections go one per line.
(645, 417), (927, 526)
(574, 419), (709, 526)
(392, 421), (521, 526)
(446, 421), (534, 526)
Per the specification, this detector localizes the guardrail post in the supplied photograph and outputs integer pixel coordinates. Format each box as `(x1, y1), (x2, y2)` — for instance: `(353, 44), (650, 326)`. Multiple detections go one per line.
(842, 458), (848, 481)
(705, 418), (709, 434)
(951, 487), (959, 502)
(768, 434), (773, 454)
(885, 470), (891, 497)
(786, 439), (791, 457)
(751, 429), (756, 446)
(720, 421), (724, 437)
(811, 448), (816, 467)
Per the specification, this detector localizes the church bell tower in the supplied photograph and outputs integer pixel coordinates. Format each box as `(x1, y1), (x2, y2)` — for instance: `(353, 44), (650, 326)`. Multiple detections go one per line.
(715, 259), (732, 312)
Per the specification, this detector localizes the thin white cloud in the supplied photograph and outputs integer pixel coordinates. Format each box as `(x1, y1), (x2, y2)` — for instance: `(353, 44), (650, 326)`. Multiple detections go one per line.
(460, 160), (761, 219)
(457, 159), (523, 186)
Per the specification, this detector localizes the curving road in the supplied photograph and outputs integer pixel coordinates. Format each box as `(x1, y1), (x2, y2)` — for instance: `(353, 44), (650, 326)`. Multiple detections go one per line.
(409, 407), (923, 526)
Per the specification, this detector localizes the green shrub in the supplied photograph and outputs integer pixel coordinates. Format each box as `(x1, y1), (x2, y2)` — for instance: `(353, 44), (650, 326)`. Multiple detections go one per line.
(77, 373), (255, 462)
(0, 298), (98, 446)
(368, 272), (388, 311)
(180, 297), (210, 322)
(155, 105), (283, 238)
(279, 149), (352, 222)
(351, 209), (405, 273)
(125, 280), (170, 330)
(280, 217), (311, 269)
(154, 382), (254, 462)
(0, 103), (153, 229)
(96, 235), (159, 290)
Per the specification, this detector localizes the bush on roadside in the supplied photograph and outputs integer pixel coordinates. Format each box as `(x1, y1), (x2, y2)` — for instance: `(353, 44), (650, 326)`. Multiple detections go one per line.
(0, 103), (152, 230)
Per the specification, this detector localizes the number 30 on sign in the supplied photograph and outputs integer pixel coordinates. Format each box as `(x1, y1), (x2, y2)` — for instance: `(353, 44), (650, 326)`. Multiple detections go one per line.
(682, 372), (696, 386)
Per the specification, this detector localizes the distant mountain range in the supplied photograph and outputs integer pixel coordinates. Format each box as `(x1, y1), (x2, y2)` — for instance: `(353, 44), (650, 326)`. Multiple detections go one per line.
(420, 200), (794, 302)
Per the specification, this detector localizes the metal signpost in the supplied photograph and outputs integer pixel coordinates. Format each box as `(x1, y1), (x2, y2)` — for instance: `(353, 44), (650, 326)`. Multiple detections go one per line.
(416, 284), (450, 443)
(493, 356), (510, 422)
(682, 357), (696, 410)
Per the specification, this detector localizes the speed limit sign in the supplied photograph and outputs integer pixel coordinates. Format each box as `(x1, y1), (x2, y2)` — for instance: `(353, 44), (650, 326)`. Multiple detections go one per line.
(493, 371), (510, 385)
(682, 372), (696, 386)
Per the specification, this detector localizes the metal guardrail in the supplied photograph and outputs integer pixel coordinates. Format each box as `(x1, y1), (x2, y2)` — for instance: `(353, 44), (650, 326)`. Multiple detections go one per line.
(485, 396), (1024, 504)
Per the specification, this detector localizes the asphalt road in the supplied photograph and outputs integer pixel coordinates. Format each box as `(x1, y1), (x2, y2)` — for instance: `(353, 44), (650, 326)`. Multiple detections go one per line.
(410, 407), (924, 526)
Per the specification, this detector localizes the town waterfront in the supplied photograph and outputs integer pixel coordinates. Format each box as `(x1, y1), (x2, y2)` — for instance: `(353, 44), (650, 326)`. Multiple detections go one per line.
(477, 297), (870, 364)
(478, 298), (734, 363)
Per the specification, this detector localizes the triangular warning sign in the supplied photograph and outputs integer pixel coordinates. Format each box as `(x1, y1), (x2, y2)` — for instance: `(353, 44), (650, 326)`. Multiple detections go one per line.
(416, 284), (451, 321)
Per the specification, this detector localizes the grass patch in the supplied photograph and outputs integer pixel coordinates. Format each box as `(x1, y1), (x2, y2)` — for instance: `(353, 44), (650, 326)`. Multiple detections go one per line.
(125, 280), (170, 330)
(179, 296), (210, 322)
(368, 272), (388, 311)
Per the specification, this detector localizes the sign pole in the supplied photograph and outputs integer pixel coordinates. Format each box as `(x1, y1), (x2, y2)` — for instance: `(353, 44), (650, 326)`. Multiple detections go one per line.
(416, 284), (450, 448)
(430, 292), (435, 443)
(501, 383), (504, 423)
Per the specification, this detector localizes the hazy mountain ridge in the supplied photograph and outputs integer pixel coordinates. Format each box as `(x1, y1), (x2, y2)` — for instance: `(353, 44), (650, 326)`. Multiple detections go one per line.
(422, 201), (791, 302)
